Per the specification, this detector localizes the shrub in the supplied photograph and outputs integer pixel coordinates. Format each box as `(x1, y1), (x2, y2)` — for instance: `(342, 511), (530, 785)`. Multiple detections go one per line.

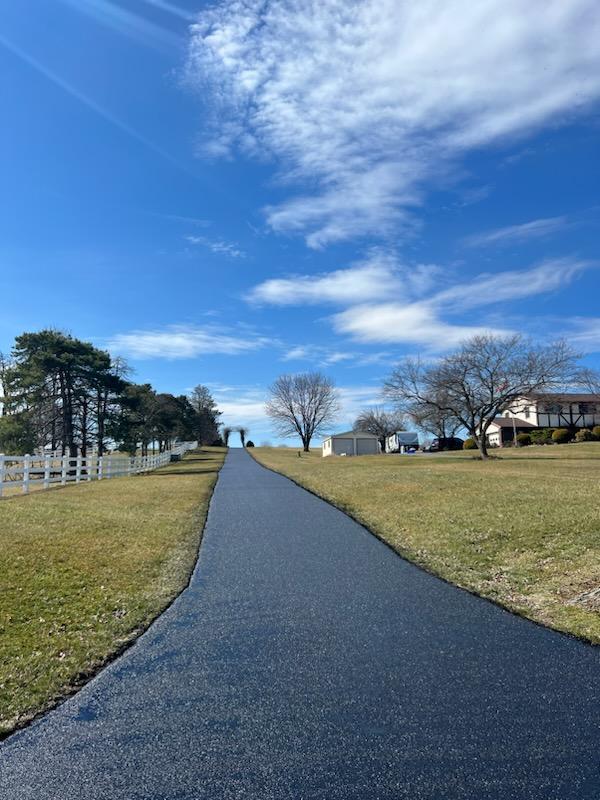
(575, 428), (594, 442)
(531, 428), (554, 445)
(516, 433), (531, 446)
(246, 440), (255, 448)
(552, 428), (570, 444)
(592, 426), (600, 441)
(463, 438), (478, 450)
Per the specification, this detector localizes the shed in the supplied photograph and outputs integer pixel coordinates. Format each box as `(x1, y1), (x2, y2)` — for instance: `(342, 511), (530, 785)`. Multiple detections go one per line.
(322, 430), (380, 457)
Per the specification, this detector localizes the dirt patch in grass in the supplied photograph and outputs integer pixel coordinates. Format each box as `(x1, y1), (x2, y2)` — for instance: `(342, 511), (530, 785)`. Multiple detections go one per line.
(251, 443), (600, 644)
(0, 447), (225, 737)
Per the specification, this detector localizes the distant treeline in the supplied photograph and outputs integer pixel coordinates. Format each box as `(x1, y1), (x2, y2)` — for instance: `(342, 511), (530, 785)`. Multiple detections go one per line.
(0, 330), (222, 456)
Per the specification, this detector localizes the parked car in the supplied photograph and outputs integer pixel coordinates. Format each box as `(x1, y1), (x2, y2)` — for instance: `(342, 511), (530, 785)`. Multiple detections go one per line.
(424, 437), (464, 452)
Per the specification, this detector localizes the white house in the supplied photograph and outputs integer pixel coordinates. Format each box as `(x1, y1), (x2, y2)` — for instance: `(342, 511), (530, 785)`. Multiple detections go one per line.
(385, 431), (419, 453)
(486, 393), (600, 446)
(322, 430), (380, 457)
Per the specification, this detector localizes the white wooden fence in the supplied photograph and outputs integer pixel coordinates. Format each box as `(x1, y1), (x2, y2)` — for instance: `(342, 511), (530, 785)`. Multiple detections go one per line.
(0, 441), (198, 498)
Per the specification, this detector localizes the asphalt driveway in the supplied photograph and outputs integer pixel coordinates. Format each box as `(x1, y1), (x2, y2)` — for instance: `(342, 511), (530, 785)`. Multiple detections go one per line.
(0, 448), (599, 798)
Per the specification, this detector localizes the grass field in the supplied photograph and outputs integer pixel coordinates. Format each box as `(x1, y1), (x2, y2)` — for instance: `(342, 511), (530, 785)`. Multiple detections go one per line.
(252, 443), (600, 644)
(0, 447), (225, 737)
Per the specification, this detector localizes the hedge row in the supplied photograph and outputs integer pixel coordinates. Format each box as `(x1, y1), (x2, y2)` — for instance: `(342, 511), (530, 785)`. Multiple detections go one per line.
(464, 426), (600, 449)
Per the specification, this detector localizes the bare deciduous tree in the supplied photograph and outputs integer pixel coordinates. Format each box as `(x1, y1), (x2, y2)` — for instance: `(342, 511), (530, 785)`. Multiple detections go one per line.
(223, 426), (232, 447)
(384, 334), (581, 459)
(266, 372), (340, 452)
(238, 426), (248, 447)
(353, 406), (406, 451)
(393, 392), (462, 443)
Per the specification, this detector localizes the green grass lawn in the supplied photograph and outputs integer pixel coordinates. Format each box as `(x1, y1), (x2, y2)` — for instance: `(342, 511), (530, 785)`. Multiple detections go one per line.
(0, 447), (225, 736)
(252, 443), (600, 644)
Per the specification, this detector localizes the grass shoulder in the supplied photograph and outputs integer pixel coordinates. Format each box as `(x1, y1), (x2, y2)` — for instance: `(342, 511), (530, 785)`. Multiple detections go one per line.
(250, 443), (600, 644)
(0, 447), (226, 737)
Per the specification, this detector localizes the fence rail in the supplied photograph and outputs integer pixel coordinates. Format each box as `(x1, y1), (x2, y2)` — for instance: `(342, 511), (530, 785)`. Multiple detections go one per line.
(0, 441), (198, 498)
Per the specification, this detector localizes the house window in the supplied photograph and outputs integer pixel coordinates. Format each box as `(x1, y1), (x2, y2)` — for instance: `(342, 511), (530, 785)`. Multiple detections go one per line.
(542, 403), (562, 414)
(524, 408), (530, 419)
(579, 403), (597, 414)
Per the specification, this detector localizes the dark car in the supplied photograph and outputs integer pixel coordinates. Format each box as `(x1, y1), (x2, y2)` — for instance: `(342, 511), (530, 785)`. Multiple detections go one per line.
(425, 437), (464, 452)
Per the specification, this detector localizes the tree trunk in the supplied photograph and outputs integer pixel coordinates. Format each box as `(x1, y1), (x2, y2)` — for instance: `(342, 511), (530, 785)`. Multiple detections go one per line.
(81, 396), (88, 458)
(476, 434), (489, 459)
(97, 389), (105, 457)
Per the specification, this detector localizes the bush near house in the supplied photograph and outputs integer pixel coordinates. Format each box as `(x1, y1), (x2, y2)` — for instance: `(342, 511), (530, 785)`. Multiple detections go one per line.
(463, 438), (477, 450)
(575, 429), (594, 442)
(516, 433), (532, 446)
(552, 428), (571, 444)
(593, 426), (600, 440)
(531, 428), (555, 445)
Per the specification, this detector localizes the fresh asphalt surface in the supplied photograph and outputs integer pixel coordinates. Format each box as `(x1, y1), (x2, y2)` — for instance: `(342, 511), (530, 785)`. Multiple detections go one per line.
(1, 449), (599, 799)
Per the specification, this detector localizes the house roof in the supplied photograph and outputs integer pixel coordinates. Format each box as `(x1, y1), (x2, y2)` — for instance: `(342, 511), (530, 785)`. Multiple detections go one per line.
(525, 393), (599, 402)
(323, 430), (379, 439)
(489, 418), (537, 429)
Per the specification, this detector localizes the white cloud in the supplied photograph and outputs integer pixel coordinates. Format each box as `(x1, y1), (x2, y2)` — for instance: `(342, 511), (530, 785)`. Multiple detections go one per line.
(108, 324), (270, 359)
(333, 302), (504, 348)
(563, 318), (600, 352)
(247, 250), (439, 305)
(434, 258), (592, 311)
(331, 257), (591, 348)
(463, 217), (569, 248)
(187, 235), (245, 258)
(187, 0), (600, 246)
(282, 345), (354, 366)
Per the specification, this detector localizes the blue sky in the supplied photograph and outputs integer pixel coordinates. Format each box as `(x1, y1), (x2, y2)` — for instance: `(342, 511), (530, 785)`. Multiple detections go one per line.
(2, 1), (600, 445)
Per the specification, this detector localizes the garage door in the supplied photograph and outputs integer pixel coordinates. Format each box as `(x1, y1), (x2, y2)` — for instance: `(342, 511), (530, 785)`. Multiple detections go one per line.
(356, 438), (378, 455)
(333, 438), (354, 455)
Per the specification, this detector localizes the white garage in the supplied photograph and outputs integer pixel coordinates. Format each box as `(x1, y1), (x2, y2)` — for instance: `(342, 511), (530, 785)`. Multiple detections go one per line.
(322, 430), (380, 457)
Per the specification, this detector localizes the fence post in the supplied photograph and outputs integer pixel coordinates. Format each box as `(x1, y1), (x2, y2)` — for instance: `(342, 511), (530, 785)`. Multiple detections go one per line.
(0, 454), (4, 498)
(98, 456), (103, 481)
(76, 455), (82, 484)
(43, 454), (51, 490)
(61, 455), (67, 485)
(23, 454), (31, 494)
(87, 457), (93, 482)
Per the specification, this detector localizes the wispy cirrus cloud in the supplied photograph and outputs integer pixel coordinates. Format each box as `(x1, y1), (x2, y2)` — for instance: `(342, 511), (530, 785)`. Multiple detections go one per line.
(186, 235), (246, 258)
(283, 344), (390, 368)
(59, 0), (180, 51)
(247, 250), (439, 305)
(140, 0), (194, 22)
(108, 324), (271, 359)
(283, 345), (354, 366)
(187, 0), (600, 247)
(562, 318), (600, 352)
(333, 303), (503, 349)
(463, 216), (569, 248)
(332, 257), (593, 348)
(247, 254), (592, 349)
(434, 258), (592, 311)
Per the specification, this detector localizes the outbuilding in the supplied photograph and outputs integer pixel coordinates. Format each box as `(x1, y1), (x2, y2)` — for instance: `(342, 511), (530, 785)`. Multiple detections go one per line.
(322, 430), (380, 457)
